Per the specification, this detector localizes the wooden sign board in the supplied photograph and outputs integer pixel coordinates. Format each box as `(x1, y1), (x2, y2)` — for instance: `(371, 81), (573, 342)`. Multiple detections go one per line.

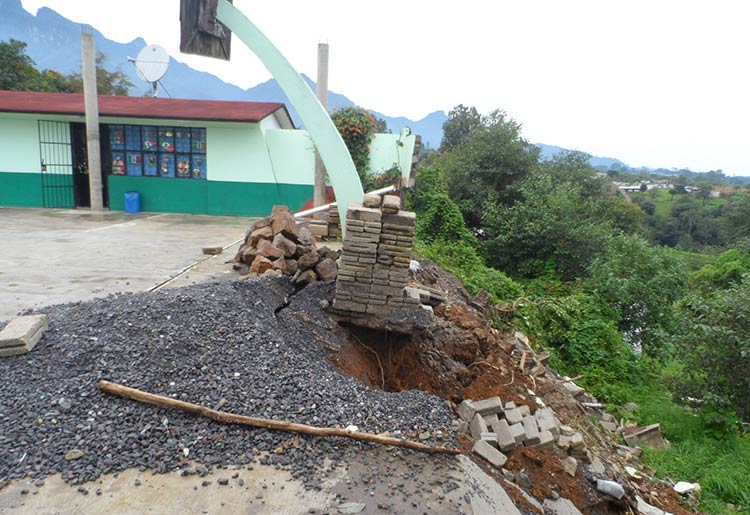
(180, 0), (232, 60)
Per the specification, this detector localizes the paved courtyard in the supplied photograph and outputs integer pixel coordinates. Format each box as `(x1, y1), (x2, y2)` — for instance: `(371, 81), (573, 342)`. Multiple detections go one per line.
(0, 208), (254, 322)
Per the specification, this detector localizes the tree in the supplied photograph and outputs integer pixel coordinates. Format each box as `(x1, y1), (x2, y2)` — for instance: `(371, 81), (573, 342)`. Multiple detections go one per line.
(440, 104), (482, 152)
(587, 235), (685, 355)
(671, 277), (750, 422)
(0, 39), (44, 91)
(436, 108), (540, 229)
(66, 51), (133, 96)
(639, 182), (648, 192)
(0, 39), (131, 95)
(482, 151), (617, 280)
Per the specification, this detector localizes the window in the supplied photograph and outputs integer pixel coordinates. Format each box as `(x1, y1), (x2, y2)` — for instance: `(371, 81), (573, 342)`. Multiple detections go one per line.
(109, 124), (207, 179)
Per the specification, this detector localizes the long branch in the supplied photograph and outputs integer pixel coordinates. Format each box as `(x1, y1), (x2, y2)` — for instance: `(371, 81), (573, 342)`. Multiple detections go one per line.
(98, 380), (460, 455)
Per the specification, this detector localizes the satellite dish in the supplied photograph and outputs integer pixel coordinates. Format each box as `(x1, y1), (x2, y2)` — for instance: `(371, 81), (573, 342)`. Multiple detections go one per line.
(130, 44), (169, 97)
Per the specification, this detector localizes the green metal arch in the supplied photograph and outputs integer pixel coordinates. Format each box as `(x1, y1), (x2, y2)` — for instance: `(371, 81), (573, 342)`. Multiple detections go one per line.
(216, 1), (363, 233)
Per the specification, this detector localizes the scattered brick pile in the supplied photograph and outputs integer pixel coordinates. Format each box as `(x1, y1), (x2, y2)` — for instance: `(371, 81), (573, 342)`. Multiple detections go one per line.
(332, 194), (420, 317)
(234, 205), (339, 286)
(459, 396), (592, 476)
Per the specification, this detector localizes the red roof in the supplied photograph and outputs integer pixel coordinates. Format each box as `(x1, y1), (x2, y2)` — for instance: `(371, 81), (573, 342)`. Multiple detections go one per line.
(0, 90), (290, 124)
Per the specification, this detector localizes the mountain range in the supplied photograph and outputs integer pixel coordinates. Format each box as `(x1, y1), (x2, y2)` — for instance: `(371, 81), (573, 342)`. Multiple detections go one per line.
(3, 0), (735, 178)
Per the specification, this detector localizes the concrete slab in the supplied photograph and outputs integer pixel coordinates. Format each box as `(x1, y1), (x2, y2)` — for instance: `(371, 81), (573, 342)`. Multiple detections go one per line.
(0, 208), (256, 322)
(0, 452), (523, 515)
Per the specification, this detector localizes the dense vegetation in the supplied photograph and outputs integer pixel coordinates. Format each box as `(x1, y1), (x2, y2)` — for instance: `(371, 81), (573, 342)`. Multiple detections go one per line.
(0, 38), (132, 95)
(411, 106), (750, 515)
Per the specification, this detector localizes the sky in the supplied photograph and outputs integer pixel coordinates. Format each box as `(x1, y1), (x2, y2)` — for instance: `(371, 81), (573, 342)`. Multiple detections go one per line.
(19, 0), (750, 175)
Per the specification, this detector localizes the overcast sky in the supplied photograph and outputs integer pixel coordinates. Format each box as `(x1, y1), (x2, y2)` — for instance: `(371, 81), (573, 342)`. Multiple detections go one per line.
(19, 0), (750, 175)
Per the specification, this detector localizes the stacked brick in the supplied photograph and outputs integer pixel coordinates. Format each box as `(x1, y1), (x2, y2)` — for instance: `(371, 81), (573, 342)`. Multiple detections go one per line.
(459, 396), (591, 475)
(333, 194), (417, 316)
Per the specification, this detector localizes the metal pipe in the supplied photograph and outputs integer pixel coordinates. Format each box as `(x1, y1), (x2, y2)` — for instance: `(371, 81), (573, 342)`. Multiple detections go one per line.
(294, 185), (396, 219)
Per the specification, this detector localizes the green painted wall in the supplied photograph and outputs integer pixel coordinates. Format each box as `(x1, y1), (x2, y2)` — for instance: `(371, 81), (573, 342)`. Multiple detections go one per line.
(369, 130), (416, 182)
(208, 124), (276, 183)
(0, 172), (43, 207)
(109, 176), (207, 213)
(265, 130), (315, 185)
(109, 175), (311, 216)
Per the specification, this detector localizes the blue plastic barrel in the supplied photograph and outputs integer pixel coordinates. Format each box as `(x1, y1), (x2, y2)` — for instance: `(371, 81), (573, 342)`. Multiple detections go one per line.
(124, 191), (141, 213)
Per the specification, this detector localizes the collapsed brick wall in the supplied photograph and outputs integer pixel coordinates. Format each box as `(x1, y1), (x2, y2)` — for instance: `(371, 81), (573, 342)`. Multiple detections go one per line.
(332, 195), (419, 317)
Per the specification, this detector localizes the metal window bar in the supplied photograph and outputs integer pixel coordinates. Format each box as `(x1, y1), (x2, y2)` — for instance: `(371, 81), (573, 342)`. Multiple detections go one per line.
(38, 120), (74, 208)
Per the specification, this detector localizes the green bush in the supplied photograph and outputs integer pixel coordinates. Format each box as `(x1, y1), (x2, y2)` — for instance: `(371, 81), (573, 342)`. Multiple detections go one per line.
(417, 240), (522, 303)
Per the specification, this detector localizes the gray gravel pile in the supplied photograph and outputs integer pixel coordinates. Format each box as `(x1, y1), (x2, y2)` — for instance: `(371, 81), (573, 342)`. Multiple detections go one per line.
(0, 277), (454, 487)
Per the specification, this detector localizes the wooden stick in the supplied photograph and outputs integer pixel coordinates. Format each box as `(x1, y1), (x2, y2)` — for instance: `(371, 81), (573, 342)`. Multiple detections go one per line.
(98, 380), (460, 455)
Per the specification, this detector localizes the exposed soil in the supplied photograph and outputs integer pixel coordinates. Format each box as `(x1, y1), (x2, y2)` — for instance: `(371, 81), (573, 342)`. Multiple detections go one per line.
(328, 258), (702, 515)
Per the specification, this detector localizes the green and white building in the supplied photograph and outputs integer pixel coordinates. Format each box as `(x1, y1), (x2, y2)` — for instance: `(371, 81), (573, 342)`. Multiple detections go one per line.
(0, 90), (415, 216)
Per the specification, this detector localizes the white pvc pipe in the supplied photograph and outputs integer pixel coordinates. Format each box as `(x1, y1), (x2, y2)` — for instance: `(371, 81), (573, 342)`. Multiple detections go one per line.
(294, 185), (396, 218)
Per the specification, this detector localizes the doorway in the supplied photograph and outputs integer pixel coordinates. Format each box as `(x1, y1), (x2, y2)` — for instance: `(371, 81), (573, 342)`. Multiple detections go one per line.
(70, 122), (109, 208)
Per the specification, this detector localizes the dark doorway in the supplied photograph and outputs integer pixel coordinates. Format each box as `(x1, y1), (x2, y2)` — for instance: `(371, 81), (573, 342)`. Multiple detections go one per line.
(71, 123), (90, 207)
(70, 122), (109, 208)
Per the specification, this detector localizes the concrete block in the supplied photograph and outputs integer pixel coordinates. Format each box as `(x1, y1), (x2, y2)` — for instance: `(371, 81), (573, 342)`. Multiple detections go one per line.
(569, 432), (585, 450)
(0, 314), (48, 349)
(381, 195), (401, 213)
(457, 400), (477, 422)
(0, 315), (48, 356)
(480, 432), (499, 448)
(522, 415), (540, 446)
(533, 430), (555, 450)
(636, 496), (667, 515)
(563, 381), (586, 398)
(596, 479), (625, 500)
(560, 425), (575, 436)
(473, 397), (504, 416)
(601, 421), (617, 432)
(509, 423), (526, 445)
(504, 407), (523, 426)
(381, 211), (416, 227)
(484, 413), (500, 429)
(470, 413), (488, 440)
(562, 456), (578, 477)
(472, 440), (508, 469)
(538, 416), (560, 438)
(518, 404), (531, 417)
(622, 423), (668, 450)
(557, 435), (572, 450)
(363, 194), (382, 208)
(332, 300), (367, 313)
(504, 401), (516, 410)
(491, 418), (517, 453)
(347, 204), (382, 222)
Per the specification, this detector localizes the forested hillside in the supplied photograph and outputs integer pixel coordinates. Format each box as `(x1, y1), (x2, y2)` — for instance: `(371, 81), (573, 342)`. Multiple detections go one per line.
(409, 105), (750, 515)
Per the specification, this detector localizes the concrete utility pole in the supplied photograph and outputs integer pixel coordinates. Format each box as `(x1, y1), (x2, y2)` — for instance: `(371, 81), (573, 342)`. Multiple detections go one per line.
(313, 42), (329, 207)
(81, 27), (103, 211)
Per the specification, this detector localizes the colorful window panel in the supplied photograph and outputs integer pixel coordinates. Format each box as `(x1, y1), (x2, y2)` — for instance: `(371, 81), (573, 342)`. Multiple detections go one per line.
(125, 126), (141, 151)
(175, 128), (191, 153)
(110, 125), (125, 150)
(159, 153), (175, 178)
(143, 153), (158, 176)
(111, 152), (126, 175)
(125, 152), (142, 176)
(176, 154), (192, 178)
(191, 154), (207, 179)
(191, 129), (206, 153)
(142, 127), (158, 151)
(158, 128), (175, 153)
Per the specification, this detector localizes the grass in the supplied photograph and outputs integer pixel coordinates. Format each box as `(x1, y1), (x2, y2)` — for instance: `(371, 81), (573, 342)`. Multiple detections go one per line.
(618, 380), (750, 515)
